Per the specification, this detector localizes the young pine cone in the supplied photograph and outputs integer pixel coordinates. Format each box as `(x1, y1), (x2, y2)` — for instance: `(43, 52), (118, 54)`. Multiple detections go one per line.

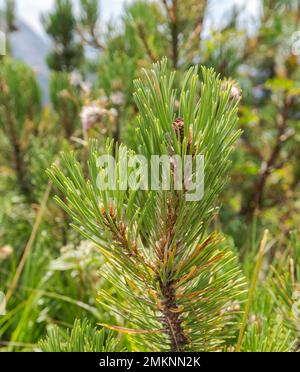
(172, 117), (185, 143)
(172, 117), (195, 154)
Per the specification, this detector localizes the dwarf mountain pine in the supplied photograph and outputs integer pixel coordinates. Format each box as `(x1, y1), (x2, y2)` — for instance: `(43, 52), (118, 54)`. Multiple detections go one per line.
(47, 59), (245, 351)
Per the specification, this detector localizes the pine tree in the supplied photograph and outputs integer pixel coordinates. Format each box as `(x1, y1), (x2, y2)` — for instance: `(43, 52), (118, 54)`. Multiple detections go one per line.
(49, 71), (82, 139)
(42, 0), (84, 72)
(77, 0), (103, 50)
(47, 59), (245, 351)
(0, 58), (41, 200)
(4, 0), (17, 33)
(0, 0), (17, 57)
(125, 0), (207, 69)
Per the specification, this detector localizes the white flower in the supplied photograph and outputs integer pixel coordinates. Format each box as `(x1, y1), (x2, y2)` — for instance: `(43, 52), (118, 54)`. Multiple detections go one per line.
(109, 108), (118, 117)
(80, 81), (92, 94)
(80, 103), (107, 132)
(69, 71), (82, 86)
(0, 245), (13, 260)
(110, 91), (124, 106)
(69, 72), (92, 94)
(49, 240), (101, 275)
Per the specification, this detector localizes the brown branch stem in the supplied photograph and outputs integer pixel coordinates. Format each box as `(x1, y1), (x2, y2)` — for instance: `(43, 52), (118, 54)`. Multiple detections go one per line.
(155, 194), (188, 351)
(170, 0), (178, 68)
(136, 23), (157, 63)
(161, 0), (179, 68)
(159, 279), (188, 351)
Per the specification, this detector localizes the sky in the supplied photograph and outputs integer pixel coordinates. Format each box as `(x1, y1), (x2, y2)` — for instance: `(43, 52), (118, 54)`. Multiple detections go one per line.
(1, 0), (130, 36)
(0, 0), (261, 37)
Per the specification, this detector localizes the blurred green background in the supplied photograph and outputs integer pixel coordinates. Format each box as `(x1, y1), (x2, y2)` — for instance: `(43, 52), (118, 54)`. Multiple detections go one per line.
(0, 0), (299, 351)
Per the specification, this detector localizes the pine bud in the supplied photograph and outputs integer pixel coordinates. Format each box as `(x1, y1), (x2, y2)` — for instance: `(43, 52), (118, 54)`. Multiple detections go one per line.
(221, 79), (241, 101)
(172, 117), (185, 143)
(172, 117), (195, 154)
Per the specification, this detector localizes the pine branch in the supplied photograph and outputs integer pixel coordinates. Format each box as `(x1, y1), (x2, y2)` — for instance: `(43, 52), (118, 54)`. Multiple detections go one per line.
(161, 0), (179, 68)
(4, 95), (30, 197)
(47, 59), (245, 351)
(170, 0), (179, 69)
(39, 319), (121, 352)
(0, 59), (41, 201)
(136, 23), (157, 63)
(77, 0), (104, 51)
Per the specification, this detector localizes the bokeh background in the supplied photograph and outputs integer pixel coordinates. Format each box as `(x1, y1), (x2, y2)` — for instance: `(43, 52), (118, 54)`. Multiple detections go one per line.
(0, 0), (299, 352)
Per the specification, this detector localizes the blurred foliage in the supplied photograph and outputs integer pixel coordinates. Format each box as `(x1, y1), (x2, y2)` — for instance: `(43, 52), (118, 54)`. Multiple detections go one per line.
(49, 71), (82, 138)
(39, 319), (122, 352)
(0, 59), (41, 199)
(4, 0), (17, 33)
(0, 0), (299, 352)
(42, 0), (84, 71)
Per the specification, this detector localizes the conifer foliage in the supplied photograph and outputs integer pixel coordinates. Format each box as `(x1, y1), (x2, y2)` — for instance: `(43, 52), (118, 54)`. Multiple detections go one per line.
(0, 59), (41, 199)
(39, 319), (121, 352)
(47, 59), (245, 351)
(42, 0), (84, 71)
